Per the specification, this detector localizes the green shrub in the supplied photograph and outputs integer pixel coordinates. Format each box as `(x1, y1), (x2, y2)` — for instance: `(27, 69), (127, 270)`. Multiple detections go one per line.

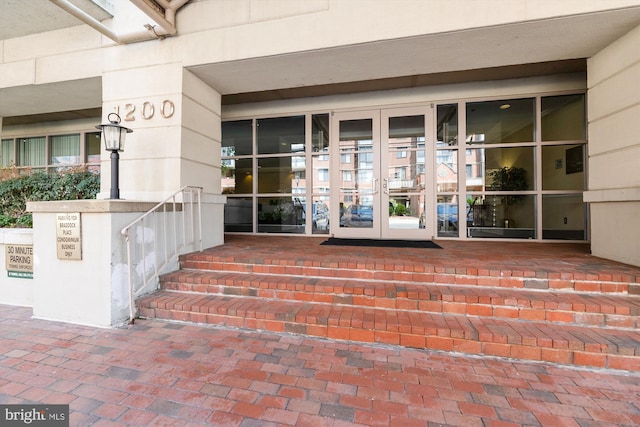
(0, 167), (100, 228)
(394, 204), (407, 216)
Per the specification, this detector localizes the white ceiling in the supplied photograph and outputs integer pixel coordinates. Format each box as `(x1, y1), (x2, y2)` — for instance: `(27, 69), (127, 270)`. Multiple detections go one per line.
(2, 2), (640, 123)
(0, 0), (112, 40)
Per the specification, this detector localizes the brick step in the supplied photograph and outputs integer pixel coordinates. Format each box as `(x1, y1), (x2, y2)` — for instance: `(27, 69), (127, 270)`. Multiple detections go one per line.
(160, 270), (640, 328)
(179, 258), (637, 294)
(137, 290), (640, 372)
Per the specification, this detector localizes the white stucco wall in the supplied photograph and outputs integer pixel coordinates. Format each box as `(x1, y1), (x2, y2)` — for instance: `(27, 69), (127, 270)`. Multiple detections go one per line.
(586, 24), (640, 267)
(29, 201), (153, 327)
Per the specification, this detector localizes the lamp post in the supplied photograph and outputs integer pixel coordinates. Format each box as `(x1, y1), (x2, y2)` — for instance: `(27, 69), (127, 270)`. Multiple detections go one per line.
(96, 113), (133, 199)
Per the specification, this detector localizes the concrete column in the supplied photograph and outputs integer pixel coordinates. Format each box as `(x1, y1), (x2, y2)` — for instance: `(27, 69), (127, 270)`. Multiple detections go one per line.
(28, 200), (157, 327)
(585, 24), (640, 267)
(100, 64), (225, 248)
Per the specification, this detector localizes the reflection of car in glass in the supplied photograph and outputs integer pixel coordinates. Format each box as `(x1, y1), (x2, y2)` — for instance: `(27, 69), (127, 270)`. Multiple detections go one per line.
(437, 203), (458, 230)
(312, 201), (329, 230)
(340, 205), (373, 227)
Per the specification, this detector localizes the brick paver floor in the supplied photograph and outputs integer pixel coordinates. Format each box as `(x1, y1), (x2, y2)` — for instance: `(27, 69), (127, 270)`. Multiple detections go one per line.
(1, 304), (639, 426)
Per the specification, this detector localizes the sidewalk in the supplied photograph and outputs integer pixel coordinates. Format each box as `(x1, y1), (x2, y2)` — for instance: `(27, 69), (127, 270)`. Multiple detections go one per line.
(1, 305), (639, 426)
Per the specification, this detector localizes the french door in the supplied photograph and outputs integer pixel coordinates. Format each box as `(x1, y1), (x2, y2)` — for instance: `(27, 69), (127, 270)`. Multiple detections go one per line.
(330, 107), (434, 239)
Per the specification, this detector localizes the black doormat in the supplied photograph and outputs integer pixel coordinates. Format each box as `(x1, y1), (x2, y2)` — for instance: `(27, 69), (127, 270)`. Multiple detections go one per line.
(320, 238), (442, 249)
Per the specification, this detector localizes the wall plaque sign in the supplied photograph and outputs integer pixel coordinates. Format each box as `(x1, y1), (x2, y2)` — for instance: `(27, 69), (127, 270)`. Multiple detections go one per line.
(56, 212), (82, 260)
(5, 244), (33, 279)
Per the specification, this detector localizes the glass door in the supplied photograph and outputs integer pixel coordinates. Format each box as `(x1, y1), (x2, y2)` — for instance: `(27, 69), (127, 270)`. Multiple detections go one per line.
(331, 107), (434, 240)
(331, 111), (380, 239)
(381, 107), (433, 239)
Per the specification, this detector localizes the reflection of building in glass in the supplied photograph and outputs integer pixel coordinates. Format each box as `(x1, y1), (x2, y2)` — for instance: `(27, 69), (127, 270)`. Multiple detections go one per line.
(220, 94), (588, 240)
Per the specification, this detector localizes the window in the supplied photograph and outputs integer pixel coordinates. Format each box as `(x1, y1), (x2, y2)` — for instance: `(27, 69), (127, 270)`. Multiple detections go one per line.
(1, 132), (97, 173)
(466, 98), (535, 144)
(358, 152), (373, 168)
(257, 116), (304, 155)
(222, 120), (252, 156)
(222, 121), (253, 195)
(18, 137), (46, 168)
(219, 93), (586, 241)
(541, 94), (585, 141)
(1, 139), (15, 167)
(85, 132), (101, 172)
(463, 94), (586, 240)
(50, 134), (81, 166)
(437, 104), (460, 237)
(394, 167), (407, 180)
(222, 114), (321, 235)
(540, 94), (587, 240)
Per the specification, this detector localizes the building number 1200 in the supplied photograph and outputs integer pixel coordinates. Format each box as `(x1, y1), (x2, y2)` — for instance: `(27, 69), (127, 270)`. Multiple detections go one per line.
(114, 100), (175, 122)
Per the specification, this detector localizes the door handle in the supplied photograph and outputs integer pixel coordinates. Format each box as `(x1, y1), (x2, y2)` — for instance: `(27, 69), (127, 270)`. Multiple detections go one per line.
(383, 177), (389, 195)
(373, 177), (378, 194)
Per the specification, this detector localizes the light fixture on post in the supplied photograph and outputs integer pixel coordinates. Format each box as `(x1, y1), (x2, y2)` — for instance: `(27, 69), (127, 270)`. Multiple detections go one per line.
(96, 113), (133, 199)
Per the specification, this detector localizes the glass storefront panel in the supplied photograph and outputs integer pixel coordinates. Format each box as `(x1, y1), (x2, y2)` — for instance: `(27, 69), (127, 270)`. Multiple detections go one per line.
(437, 195), (459, 237)
(541, 94), (586, 141)
(312, 154), (329, 194)
(311, 196), (330, 234)
(467, 195), (536, 238)
(388, 194), (424, 230)
(389, 115), (424, 139)
(386, 114), (425, 232)
(466, 98), (535, 144)
(257, 116), (305, 155)
(542, 194), (586, 240)
(220, 92), (585, 240)
(257, 156), (305, 194)
(312, 114), (331, 212)
(257, 196), (305, 233)
(466, 147), (534, 192)
(437, 150), (458, 192)
(542, 144), (585, 190)
(312, 114), (329, 152)
(222, 120), (252, 156)
(222, 157), (252, 194)
(464, 149), (483, 192)
(437, 104), (458, 146)
(387, 116), (425, 194)
(224, 197), (253, 232)
(339, 119), (374, 229)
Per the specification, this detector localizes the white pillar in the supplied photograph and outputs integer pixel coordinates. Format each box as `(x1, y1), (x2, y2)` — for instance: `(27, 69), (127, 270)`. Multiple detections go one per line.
(100, 64), (225, 248)
(585, 24), (640, 267)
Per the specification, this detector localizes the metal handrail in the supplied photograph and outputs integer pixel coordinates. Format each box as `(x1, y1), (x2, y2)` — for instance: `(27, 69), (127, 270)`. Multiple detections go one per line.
(121, 186), (203, 323)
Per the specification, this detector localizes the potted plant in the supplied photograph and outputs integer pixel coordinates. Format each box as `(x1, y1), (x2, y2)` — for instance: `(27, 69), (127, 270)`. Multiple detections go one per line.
(488, 167), (528, 227)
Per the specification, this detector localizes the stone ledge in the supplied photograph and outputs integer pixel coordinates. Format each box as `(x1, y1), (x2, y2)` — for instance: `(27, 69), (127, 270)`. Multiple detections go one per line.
(27, 200), (159, 214)
(583, 188), (640, 203)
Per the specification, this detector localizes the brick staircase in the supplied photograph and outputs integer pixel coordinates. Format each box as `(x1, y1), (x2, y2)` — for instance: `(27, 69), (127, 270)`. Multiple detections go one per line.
(137, 236), (640, 372)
